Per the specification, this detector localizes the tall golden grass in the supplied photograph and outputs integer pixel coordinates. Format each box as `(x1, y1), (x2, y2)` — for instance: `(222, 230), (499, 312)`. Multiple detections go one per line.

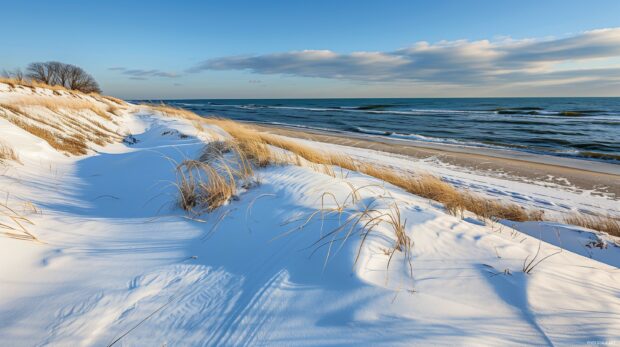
(176, 141), (257, 214)
(0, 77), (126, 102)
(0, 201), (38, 242)
(278, 184), (413, 281)
(133, 104), (617, 238)
(354, 169), (543, 222)
(207, 119), (542, 222)
(10, 96), (117, 120)
(100, 95), (127, 106)
(565, 214), (620, 237)
(177, 160), (237, 213)
(149, 104), (544, 223)
(142, 103), (198, 120)
(0, 77), (79, 95)
(4, 116), (88, 155)
(0, 143), (19, 163)
(0, 95), (123, 155)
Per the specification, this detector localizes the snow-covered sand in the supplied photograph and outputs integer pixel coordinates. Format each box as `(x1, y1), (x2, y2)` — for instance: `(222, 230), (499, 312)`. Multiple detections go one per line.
(1, 84), (619, 346)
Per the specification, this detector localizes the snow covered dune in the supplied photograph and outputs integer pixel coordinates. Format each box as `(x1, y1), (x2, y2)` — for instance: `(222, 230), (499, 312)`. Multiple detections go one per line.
(0, 82), (619, 346)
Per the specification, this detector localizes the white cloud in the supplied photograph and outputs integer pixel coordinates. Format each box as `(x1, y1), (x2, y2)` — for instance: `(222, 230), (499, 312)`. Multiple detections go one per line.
(188, 28), (620, 88)
(109, 67), (180, 79)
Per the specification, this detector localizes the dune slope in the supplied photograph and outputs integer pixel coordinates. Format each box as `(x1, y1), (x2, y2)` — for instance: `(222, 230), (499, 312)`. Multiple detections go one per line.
(0, 84), (619, 346)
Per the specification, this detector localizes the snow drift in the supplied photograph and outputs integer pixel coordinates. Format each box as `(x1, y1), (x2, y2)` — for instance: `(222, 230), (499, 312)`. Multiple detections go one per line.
(0, 82), (619, 346)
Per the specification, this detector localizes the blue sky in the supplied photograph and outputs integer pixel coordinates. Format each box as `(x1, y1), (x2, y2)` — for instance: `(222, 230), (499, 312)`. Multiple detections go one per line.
(2, 0), (620, 98)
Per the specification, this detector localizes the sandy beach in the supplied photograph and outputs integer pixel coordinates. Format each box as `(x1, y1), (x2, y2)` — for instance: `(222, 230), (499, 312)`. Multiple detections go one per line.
(251, 123), (620, 197)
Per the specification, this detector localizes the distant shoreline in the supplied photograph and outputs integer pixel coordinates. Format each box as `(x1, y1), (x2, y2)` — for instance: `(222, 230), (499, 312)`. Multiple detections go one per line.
(248, 122), (620, 197)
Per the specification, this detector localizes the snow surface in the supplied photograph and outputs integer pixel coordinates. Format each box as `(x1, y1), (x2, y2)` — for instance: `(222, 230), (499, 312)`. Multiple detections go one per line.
(1, 85), (619, 346)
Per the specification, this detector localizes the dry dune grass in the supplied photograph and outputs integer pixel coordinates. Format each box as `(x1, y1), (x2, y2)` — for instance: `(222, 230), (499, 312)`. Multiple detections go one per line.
(0, 77), (124, 101)
(177, 142), (257, 214)
(91, 95), (128, 117)
(141, 103), (210, 133)
(0, 77), (79, 95)
(0, 201), (38, 242)
(203, 119), (540, 222)
(0, 95), (123, 155)
(565, 214), (620, 237)
(10, 96), (116, 120)
(147, 104), (610, 237)
(1, 115), (89, 155)
(356, 169), (542, 222)
(177, 160), (237, 213)
(144, 103), (198, 120)
(233, 137), (274, 168)
(100, 95), (127, 106)
(0, 78), (129, 155)
(105, 104), (121, 117)
(286, 186), (413, 280)
(149, 104), (543, 223)
(0, 143), (19, 163)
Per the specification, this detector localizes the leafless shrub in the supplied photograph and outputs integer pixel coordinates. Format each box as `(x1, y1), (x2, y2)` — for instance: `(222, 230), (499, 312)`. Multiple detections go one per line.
(26, 61), (101, 93)
(1, 68), (24, 81)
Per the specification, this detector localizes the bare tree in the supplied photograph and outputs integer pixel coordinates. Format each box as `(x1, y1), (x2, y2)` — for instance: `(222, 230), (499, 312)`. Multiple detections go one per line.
(25, 61), (101, 93)
(26, 62), (55, 84)
(1, 68), (24, 81)
(64, 64), (101, 93)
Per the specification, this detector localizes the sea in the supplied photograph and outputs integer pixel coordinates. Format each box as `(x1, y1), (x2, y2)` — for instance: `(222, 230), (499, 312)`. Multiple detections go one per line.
(152, 98), (620, 163)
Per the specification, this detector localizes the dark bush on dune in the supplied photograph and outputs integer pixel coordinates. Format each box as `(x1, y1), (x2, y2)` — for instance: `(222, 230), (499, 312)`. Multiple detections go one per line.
(26, 61), (101, 94)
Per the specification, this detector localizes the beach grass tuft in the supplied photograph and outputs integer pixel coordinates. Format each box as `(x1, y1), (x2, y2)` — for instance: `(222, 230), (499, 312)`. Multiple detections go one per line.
(565, 213), (620, 237)
(283, 185), (414, 283)
(0, 143), (20, 163)
(176, 141), (258, 214)
(150, 103), (546, 223)
(0, 200), (38, 242)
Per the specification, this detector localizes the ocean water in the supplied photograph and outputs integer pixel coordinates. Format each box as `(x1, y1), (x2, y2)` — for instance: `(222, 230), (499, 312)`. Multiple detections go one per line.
(158, 98), (620, 163)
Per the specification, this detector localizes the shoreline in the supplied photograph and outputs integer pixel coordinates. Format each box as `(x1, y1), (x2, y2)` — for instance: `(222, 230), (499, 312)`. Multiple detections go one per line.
(248, 122), (620, 197)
